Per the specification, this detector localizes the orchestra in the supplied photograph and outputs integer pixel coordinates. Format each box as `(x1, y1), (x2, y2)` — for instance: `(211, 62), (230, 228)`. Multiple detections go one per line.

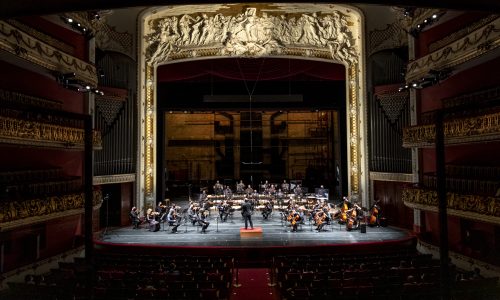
(134, 180), (384, 235)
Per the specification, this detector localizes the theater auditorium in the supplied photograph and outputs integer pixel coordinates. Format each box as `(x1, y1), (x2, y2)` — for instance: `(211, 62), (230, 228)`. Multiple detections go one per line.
(0, 1), (499, 299)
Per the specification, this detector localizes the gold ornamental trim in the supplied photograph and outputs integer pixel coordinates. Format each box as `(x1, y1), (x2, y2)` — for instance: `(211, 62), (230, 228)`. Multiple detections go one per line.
(0, 89), (63, 110)
(402, 187), (500, 225)
(0, 20), (97, 86)
(370, 171), (414, 182)
(406, 17), (500, 83)
(0, 115), (102, 150)
(93, 173), (136, 185)
(403, 111), (500, 148)
(0, 190), (103, 231)
(140, 4), (366, 202)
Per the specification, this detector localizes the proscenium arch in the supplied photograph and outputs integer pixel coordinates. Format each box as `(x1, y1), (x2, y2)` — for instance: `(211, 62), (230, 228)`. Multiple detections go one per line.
(138, 3), (368, 211)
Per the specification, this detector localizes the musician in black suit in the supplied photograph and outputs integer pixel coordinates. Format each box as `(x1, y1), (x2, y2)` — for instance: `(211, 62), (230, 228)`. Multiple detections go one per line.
(241, 198), (254, 230)
(197, 209), (210, 233)
(129, 207), (140, 229)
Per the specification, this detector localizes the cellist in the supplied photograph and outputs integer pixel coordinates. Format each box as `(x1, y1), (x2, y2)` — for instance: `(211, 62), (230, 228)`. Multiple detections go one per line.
(287, 209), (300, 232)
(339, 196), (351, 224)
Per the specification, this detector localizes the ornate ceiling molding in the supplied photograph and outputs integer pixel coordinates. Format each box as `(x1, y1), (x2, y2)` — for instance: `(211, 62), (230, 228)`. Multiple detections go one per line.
(138, 3), (366, 207)
(402, 187), (500, 225)
(405, 17), (500, 83)
(0, 20), (98, 86)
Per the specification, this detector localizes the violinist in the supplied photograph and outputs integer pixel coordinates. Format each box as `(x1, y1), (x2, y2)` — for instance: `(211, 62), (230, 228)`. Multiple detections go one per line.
(187, 202), (198, 225)
(167, 203), (181, 233)
(245, 185), (254, 197)
(262, 201), (273, 219)
(146, 208), (160, 232)
(288, 209), (301, 232)
(156, 201), (167, 222)
(196, 209), (210, 233)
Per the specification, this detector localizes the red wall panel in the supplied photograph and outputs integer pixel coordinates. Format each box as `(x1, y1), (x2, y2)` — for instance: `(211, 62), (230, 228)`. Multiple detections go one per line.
(373, 180), (414, 230)
(0, 61), (85, 113)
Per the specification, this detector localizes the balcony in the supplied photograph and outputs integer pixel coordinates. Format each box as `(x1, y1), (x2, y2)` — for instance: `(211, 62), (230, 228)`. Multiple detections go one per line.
(403, 111), (500, 148)
(402, 186), (500, 225)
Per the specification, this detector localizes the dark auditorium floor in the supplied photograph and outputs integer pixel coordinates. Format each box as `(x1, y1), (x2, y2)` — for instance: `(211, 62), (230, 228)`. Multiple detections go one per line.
(99, 212), (411, 247)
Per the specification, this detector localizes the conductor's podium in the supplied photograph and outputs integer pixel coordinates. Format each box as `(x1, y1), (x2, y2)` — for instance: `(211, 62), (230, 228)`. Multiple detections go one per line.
(240, 227), (263, 238)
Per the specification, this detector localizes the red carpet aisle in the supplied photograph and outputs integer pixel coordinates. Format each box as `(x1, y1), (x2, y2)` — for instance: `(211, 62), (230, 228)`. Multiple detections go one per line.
(230, 268), (280, 300)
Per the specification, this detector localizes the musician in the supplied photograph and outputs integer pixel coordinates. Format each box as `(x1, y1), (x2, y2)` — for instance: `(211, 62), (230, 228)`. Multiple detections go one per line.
(241, 198), (254, 230)
(199, 190), (208, 202)
(339, 196), (352, 224)
(146, 208), (160, 232)
(288, 209), (300, 232)
(315, 210), (327, 232)
(294, 184), (303, 197)
(281, 180), (289, 194)
(267, 184), (276, 196)
(218, 200), (231, 222)
(167, 203), (181, 233)
(223, 185), (233, 200)
(276, 189), (284, 206)
(187, 202), (198, 225)
(261, 180), (270, 194)
(129, 207), (140, 229)
(245, 185), (254, 196)
(261, 201), (273, 219)
(196, 209), (210, 233)
(156, 201), (167, 222)
(236, 180), (245, 194)
(213, 180), (224, 195)
(317, 185), (328, 198)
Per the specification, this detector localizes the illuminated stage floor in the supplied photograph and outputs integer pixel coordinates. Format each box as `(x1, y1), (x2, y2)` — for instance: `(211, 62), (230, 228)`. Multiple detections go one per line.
(99, 212), (411, 248)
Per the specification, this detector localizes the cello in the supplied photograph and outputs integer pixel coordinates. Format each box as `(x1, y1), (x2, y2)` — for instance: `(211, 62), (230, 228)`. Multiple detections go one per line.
(346, 207), (357, 231)
(340, 197), (350, 224)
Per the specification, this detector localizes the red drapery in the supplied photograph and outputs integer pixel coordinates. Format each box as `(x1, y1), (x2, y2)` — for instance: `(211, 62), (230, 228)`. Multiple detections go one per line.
(157, 58), (345, 82)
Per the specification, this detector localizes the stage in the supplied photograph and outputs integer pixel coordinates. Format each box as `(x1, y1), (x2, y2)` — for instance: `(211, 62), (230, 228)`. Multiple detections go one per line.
(97, 211), (412, 248)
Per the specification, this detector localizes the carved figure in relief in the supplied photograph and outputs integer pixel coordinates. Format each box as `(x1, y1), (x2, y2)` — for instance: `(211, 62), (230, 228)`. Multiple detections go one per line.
(146, 7), (358, 64)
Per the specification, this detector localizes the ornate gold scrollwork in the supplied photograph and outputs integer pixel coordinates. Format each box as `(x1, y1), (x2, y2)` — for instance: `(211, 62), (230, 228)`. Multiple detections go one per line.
(0, 190), (102, 225)
(402, 187), (500, 224)
(403, 111), (500, 148)
(0, 115), (102, 149)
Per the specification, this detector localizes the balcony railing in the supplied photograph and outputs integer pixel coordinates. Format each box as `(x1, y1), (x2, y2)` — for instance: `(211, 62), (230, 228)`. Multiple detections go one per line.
(403, 111), (500, 148)
(0, 115), (102, 149)
(0, 190), (102, 231)
(402, 187), (500, 225)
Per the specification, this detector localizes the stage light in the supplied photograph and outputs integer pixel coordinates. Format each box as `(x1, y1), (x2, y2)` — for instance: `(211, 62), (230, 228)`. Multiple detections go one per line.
(432, 14), (438, 19)
(67, 18), (73, 23)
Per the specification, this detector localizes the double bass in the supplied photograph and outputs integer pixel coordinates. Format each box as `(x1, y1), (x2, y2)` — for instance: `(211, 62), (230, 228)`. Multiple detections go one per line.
(368, 202), (380, 226)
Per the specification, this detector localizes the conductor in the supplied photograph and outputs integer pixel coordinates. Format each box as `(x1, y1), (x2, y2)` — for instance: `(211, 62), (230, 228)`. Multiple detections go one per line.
(241, 198), (254, 230)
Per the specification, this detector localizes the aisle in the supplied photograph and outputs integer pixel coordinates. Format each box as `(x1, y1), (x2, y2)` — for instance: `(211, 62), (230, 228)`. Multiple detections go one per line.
(229, 268), (280, 300)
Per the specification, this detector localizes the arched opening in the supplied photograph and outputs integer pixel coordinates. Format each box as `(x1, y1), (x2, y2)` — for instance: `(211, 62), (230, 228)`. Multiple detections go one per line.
(138, 4), (367, 209)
